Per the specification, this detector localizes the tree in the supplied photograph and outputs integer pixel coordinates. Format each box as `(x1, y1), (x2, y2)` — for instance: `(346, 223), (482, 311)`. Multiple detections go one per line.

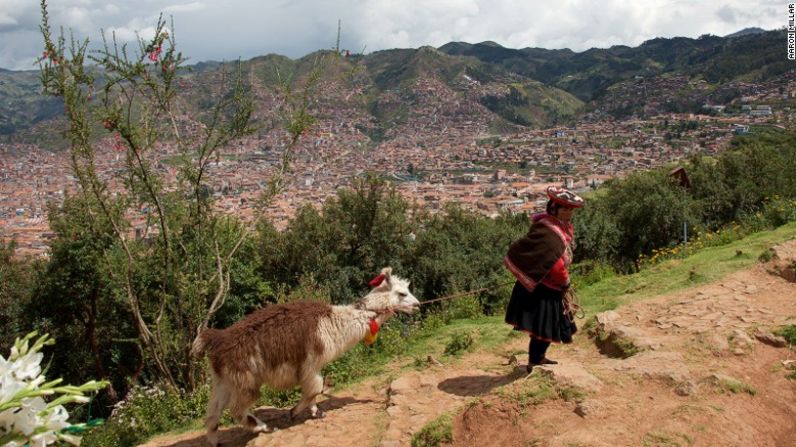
(257, 175), (415, 304)
(575, 170), (695, 271)
(0, 240), (40, 351)
(29, 196), (137, 404)
(37, 0), (317, 392)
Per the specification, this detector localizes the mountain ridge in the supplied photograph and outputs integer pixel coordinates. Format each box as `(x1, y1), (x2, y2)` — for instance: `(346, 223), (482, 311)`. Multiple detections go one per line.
(0, 29), (790, 149)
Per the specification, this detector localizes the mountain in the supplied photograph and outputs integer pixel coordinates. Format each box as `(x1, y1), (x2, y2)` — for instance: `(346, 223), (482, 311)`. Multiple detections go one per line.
(0, 30), (791, 149)
(0, 46), (583, 149)
(725, 27), (766, 38)
(0, 69), (62, 138)
(440, 30), (788, 98)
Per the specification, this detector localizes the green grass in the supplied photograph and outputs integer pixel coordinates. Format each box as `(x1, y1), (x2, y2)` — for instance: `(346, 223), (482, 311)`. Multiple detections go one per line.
(497, 374), (556, 407)
(577, 222), (796, 316)
(411, 413), (453, 447)
(403, 316), (514, 359)
(557, 385), (586, 403)
(712, 376), (756, 396)
(774, 325), (796, 346)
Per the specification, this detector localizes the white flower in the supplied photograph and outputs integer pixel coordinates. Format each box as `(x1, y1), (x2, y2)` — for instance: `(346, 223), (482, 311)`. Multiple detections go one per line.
(0, 354), (9, 375)
(0, 333), (107, 447)
(29, 431), (59, 447)
(0, 407), (20, 433)
(12, 351), (43, 380)
(1, 373), (25, 405)
(44, 404), (70, 431)
(14, 396), (48, 435)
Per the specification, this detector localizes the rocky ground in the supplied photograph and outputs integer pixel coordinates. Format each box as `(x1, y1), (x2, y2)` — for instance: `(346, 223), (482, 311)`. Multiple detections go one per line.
(143, 241), (796, 447)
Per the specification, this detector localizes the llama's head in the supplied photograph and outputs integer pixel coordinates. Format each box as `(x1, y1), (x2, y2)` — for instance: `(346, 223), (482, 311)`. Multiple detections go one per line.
(358, 267), (420, 314)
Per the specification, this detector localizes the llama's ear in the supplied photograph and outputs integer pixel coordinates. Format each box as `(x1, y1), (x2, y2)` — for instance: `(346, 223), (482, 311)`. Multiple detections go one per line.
(381, 267), (392, 284)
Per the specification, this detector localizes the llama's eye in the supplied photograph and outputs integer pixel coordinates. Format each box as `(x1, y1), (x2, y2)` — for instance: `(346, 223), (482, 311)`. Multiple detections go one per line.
(398, 292), (407, 297)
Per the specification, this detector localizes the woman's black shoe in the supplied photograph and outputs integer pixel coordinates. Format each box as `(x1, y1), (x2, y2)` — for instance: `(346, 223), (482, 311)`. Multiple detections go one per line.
(527, 358), (558, 372)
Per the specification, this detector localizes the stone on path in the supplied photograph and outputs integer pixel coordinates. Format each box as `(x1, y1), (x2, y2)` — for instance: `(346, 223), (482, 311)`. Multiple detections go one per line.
(388, 377), (417, 396)
(698, 332), (729, 354)
(730, 329), (755, 350)
(753, 328), (788, 348)
(574, 399), (606, 418)
(674, 380), (699, 396)
(601, 351), (691, 383)
(536, 362), (604, 392)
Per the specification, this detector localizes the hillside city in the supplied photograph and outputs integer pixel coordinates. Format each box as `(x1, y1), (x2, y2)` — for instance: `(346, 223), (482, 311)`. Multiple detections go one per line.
(1, 35), (795, 257)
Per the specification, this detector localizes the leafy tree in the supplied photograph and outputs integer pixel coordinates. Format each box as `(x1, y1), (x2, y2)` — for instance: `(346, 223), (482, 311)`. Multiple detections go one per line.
(37, 0), (317, 391)
(688, 128), (796, 227)
(256, 175), (526, 311)
(28, 196), (136, 405)
(0, 240), (40, 350)
(403, 205), (525, 313)
(575, 170), (695, 271)
(257, 175), (414, 304)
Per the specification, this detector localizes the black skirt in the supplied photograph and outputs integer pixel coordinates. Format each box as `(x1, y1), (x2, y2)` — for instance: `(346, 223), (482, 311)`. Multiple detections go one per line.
(505, 281), (577, 343)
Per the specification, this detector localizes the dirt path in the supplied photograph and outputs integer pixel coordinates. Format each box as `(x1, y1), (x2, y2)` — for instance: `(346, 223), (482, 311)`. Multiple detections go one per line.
(143, 241), (796, 447)
(451, 240), (796, 447)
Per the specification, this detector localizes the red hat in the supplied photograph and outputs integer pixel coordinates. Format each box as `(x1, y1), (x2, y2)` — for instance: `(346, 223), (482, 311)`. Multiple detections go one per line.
(546, 186), (584, 208)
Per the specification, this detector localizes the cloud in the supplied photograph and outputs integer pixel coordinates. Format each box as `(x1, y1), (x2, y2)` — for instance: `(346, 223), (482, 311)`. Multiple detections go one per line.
(106, 24), (160, 43)
(162, 2), (206, 14)
(0, 0), (784, 70)
(716, 5), (739, 24)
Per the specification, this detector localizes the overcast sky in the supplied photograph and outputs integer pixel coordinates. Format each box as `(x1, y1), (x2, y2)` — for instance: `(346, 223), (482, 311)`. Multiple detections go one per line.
(0, 0), (785, 70)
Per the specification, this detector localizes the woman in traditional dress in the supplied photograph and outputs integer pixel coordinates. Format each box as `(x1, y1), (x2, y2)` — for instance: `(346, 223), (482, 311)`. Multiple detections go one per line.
(504, 186), (584, 372)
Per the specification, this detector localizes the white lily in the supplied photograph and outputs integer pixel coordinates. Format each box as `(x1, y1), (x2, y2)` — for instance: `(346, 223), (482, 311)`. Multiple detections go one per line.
(12, 352), (43, 381)
(0, 332), (108, 446)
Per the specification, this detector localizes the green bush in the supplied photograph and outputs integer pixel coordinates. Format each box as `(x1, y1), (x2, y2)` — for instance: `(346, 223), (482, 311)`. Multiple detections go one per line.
(758, 248), (777, 263)
(257, 387), (302, 409)
(443, 331), (474, 356)
(442, 295), (482, 320)
(82, 386), (209, 447)
(576, 127), (796, 272)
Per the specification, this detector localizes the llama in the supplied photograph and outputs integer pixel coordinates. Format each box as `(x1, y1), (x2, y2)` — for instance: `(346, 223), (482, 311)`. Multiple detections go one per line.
(191, 267), (420, 446)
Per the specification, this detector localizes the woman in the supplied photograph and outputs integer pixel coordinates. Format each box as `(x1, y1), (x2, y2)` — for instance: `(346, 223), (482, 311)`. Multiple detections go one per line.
(504, 186), (584, 372)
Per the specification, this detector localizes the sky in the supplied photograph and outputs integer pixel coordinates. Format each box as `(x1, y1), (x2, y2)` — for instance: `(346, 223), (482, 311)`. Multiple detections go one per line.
(0, 0), (785, 71)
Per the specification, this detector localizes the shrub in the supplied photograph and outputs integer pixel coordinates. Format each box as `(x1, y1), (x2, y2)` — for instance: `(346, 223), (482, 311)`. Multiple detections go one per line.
(442, 295), (482, 320)
(81, 385), (209, 447)
(443, 331), (475, 356)
(758, 248), (777, 263)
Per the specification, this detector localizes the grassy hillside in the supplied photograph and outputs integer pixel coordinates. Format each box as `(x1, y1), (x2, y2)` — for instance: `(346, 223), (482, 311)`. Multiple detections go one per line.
(577, 222), (796, 315)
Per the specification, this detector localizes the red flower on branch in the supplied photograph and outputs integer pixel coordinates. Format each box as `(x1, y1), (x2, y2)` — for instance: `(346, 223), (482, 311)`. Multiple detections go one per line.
(148, 45), (162, 62)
